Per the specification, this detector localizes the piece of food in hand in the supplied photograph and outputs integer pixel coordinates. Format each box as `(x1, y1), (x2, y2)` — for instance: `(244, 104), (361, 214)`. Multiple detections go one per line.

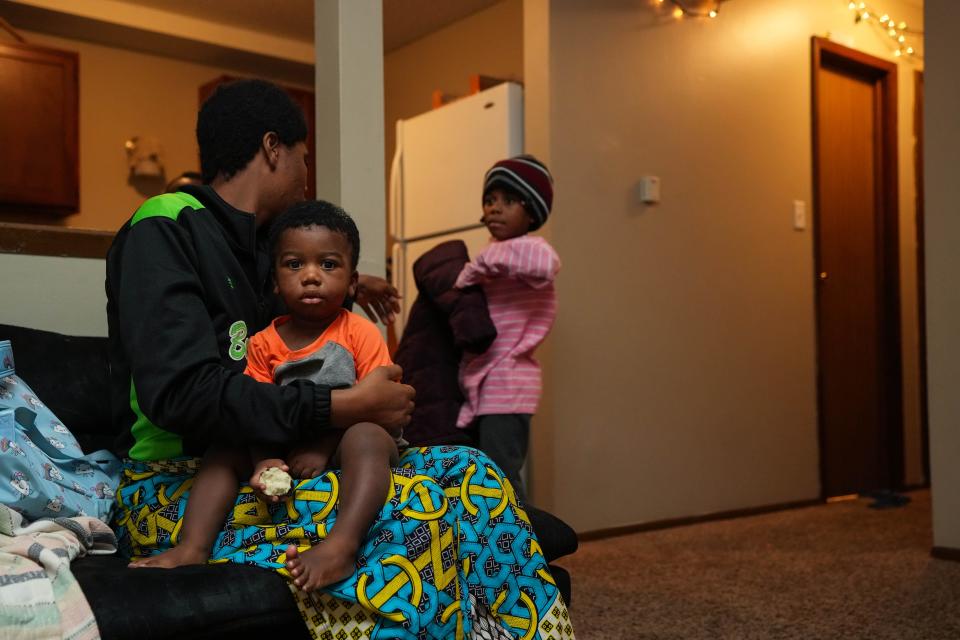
(259, 467), (293, 496)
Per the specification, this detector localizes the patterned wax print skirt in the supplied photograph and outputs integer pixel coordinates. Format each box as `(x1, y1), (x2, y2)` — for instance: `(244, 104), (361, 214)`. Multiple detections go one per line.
(114, 445), (575, 640)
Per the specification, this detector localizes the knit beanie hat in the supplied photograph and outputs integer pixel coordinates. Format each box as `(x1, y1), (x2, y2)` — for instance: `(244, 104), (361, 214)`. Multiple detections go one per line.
(482, 155), (554, 231)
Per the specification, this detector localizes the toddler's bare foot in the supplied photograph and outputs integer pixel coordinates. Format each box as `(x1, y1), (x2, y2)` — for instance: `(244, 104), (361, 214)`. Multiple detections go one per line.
(128, 544), (208, 569)
(284, 540), (357, 592)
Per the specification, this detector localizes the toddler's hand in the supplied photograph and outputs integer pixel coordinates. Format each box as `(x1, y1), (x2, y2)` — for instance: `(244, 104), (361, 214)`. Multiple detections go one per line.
(250, 458), (290, 503)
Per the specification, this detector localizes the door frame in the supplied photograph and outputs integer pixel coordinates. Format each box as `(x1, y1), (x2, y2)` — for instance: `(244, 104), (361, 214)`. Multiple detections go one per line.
(914, 69), (930, 486)
(810, 37), (904, 497)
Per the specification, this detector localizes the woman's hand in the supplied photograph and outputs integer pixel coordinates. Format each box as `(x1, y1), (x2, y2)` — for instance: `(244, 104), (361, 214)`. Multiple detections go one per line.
(355, 274), (401, 325)
(331, 364), (414, 437)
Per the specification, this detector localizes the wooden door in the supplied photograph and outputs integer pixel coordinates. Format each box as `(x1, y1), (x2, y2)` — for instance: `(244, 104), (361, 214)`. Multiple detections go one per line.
(811, 38), (903, 498)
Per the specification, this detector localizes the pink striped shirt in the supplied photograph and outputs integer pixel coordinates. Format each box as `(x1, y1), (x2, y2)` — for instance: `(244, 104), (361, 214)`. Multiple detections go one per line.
(454, 235), (560, 426)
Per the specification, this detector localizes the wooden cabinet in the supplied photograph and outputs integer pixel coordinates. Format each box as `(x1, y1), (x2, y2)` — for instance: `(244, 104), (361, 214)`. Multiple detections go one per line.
(0, 41), (79, 215)
(199, 76), (316, 200)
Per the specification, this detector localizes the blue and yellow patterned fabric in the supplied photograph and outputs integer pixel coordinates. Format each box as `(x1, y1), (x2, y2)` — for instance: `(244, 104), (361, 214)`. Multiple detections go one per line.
(114, 446), (574, 639)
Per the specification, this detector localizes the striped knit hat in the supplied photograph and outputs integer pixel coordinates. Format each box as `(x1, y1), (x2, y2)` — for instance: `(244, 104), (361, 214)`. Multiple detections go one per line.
(483, 155), (554, 231)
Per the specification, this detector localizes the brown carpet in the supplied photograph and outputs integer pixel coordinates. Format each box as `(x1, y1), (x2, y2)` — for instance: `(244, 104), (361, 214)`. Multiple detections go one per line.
(554, 490), (960, 639)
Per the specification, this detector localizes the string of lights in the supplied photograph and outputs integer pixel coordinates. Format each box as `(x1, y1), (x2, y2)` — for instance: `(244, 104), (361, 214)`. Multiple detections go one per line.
(846, 2), (923, 59)
(657, 0), (732, 20)
(654, 1), (921, 60)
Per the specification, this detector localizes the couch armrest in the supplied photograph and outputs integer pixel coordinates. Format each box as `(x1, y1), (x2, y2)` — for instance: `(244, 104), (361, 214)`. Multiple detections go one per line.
(526, 505), (579, 562)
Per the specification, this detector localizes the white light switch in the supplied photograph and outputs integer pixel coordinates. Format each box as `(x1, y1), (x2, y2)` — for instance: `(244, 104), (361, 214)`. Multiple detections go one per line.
(639, 176), (661, 204)
(793, 200), (807, 230)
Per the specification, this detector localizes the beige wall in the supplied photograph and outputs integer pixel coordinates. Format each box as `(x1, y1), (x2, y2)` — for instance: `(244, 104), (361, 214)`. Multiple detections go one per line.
(924, 0), (960, 551)
(10, 29), (308, 232)
(0, 254), (107, 336)
(383, 0), (524, 195)
(534, 0), (925, 531)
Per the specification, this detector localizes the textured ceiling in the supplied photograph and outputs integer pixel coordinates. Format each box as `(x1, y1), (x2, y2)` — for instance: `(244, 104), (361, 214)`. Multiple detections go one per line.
(111, 0), (502, 52)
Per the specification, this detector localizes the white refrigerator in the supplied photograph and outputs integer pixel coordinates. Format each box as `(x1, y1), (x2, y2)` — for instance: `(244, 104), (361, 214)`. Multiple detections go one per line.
(389, 82), (524, 333)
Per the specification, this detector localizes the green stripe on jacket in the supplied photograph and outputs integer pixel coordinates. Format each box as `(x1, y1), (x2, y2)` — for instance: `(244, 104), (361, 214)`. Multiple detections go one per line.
(126, 191), (203, 460)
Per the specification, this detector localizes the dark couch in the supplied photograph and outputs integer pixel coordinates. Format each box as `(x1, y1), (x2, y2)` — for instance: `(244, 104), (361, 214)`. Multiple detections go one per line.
(0, 323), (577, 639)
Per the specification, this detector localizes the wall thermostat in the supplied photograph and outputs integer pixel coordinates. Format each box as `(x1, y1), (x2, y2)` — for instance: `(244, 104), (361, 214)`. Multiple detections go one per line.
(639, 175), (661, 204)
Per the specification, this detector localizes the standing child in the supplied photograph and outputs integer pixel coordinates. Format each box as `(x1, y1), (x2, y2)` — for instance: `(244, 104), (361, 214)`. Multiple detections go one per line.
(455, 155), (560, 502)
(131, 200), (401, 593)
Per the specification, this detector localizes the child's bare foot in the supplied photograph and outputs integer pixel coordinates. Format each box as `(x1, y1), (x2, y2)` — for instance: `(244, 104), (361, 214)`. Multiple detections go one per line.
(284, 540), (357, 592)
(128, 544), (209, 569)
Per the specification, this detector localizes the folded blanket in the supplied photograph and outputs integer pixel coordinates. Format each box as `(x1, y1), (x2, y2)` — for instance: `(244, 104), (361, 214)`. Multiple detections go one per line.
(0, 504), (117, 640)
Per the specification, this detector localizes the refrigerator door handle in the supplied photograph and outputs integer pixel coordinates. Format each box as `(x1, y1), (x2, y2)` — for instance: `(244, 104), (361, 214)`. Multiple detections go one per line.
(389, 122), (403, 240)
(391, 241), (405, 335)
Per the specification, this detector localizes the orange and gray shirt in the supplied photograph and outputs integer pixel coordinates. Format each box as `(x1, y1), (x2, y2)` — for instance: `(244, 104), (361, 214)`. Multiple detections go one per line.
(244, 309), (392, 388)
